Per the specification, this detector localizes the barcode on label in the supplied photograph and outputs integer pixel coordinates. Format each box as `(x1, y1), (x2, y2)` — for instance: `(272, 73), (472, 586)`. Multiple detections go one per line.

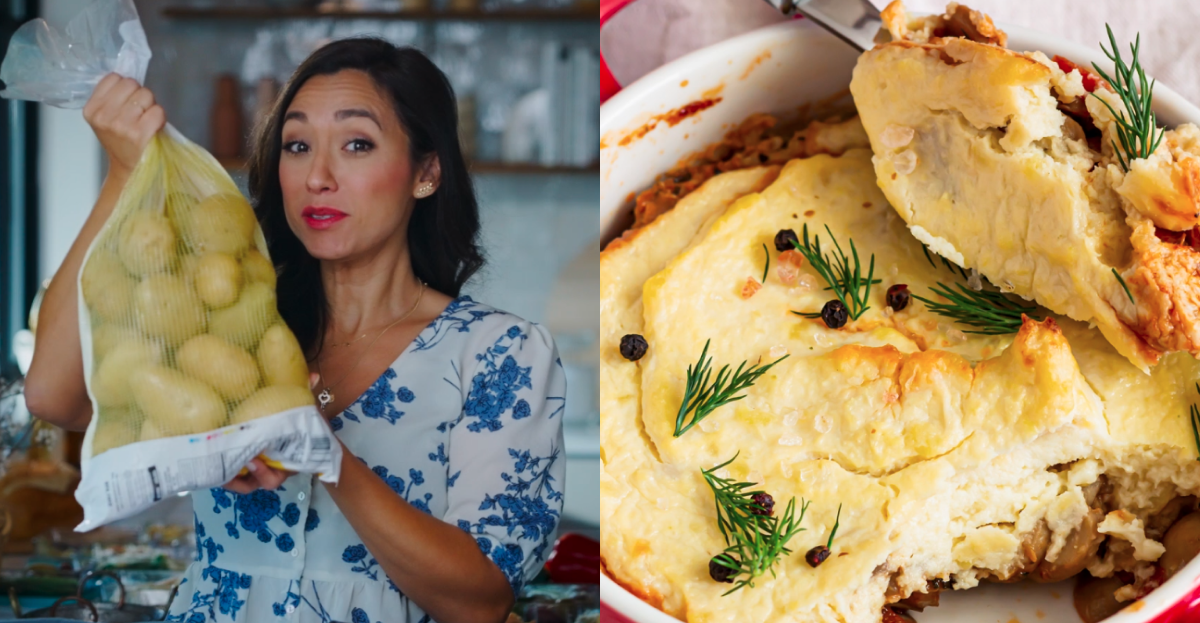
(312, 437), (331, 451)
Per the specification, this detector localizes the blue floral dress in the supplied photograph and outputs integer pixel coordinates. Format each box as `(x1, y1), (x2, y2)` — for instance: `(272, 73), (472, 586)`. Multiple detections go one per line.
(166, 296), (567, 623)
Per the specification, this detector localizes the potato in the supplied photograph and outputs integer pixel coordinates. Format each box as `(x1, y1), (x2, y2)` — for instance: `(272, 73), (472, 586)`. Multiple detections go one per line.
(180, 254), (201, 285)
(91, 323), (144, 362)
(117, 211), (178, 275)
(134, 274), (207, 344)
(231, 385), (314, 424)
(209, 282), (276, 349)
(81, 251), (135, 322)
(91, 340), (163, 407)
(177, 193), (256, 256)
(131, 365), (227, 435)
(241, 249), (276, 287)
(257, 324), (309, 388)
(177, 334), (260, 401)
(139, 417), (167, 443)
(194, 252), (243, 309)
(91, 408), (141, 455)
(165, 192), (197, 221)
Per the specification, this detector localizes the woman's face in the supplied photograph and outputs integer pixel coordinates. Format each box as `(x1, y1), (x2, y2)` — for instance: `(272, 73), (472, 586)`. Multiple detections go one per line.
(278, 69), (436, 262)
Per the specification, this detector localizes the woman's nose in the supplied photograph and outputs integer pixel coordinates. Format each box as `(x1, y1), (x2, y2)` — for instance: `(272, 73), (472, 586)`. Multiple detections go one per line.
(305, 150), (337, 194)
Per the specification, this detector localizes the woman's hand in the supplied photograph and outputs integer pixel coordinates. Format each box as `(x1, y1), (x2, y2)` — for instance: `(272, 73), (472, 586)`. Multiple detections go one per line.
(222, 373), (323, 494)
(223, 457), (293, 493)
(82, 73), (165, 177)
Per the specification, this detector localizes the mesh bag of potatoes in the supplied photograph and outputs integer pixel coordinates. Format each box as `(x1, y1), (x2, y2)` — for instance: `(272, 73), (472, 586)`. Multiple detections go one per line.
(0, 0), (340, 531)
(73, 130), (341, 529)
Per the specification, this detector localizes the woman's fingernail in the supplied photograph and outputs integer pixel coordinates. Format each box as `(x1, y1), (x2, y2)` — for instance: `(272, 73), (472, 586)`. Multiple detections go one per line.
(246, 461), (258, 472)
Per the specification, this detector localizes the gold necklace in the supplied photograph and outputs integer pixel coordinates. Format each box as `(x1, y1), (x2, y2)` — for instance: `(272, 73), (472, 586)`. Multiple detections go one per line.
(315, 281), (426, 413)
(328, 332), (372, 348)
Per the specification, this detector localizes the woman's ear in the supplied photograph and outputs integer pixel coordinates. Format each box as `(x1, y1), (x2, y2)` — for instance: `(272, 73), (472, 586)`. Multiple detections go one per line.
(413, 154), (441, 199)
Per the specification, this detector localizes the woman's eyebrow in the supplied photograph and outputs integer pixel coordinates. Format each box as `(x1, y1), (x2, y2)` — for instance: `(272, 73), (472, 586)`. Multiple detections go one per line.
(334, 108), (381, 129)
(282, 109), (381, 130)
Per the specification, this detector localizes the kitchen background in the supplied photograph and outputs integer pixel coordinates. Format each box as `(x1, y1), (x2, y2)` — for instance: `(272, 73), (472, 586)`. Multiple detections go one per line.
(0, 0), (599, 619)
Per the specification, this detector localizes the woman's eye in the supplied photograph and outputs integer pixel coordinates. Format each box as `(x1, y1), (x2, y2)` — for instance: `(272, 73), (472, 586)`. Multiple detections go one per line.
(347, 138), (374, 153)
(282, 141), (308, 154)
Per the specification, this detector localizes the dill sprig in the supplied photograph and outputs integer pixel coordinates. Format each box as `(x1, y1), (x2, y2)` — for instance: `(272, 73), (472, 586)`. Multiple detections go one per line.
(675, 339), (788, 437)
(703, 453), (810, 595)
(1090, 25), (1164, 172)
(921, 243), (970, 280)
(790, 224), (876, 320)
(912, 282), (1043, 335)
(825, 503), (842, 549)
(761, 243), (770, 284)
(1112, 268), (1135, 305)
(1191, 383), (1200, 462)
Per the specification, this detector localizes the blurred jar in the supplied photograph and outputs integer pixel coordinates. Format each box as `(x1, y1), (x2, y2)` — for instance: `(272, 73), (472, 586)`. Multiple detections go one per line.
(210, 75), (244, 160)
(457, 93), (478, 161)
(253, 77), (280, 134)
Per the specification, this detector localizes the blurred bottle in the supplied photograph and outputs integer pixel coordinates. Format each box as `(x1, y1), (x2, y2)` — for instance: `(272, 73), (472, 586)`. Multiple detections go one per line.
(253, 77), (280, 135)
(211, 75), (244, 160)
(457, 93), (478, 161)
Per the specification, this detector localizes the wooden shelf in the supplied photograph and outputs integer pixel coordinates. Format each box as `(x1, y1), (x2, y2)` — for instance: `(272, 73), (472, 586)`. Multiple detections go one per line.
(218, 156), (597, 175)
(163, 5), (598, 22)
(471, 161), (599, 175)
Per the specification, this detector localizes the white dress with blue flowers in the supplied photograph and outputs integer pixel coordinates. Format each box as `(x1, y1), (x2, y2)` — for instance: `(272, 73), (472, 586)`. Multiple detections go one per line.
(166, 297), (567, 623)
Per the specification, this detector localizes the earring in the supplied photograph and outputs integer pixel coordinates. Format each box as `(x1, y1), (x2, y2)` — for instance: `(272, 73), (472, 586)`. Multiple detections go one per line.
(415, 182), (434, 199)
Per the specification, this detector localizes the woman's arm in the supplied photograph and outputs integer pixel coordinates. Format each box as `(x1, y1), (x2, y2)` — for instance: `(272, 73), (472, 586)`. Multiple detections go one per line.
(22, 74), (165, 430)
(323, 447), (515, 623)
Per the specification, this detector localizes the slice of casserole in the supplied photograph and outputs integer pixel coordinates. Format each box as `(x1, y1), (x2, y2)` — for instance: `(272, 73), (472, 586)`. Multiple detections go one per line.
(851, 1), (1200, 372)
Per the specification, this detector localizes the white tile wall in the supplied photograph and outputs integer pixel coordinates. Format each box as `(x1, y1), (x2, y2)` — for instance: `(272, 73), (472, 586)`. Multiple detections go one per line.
(465, 174), (598, 325)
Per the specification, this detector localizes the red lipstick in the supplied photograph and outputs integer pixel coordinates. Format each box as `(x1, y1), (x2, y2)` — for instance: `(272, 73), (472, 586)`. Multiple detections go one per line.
(301, 206), (348, 230)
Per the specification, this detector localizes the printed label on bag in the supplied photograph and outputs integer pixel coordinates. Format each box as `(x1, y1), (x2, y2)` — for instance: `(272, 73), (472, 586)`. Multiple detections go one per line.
(75, 407), (340, 532)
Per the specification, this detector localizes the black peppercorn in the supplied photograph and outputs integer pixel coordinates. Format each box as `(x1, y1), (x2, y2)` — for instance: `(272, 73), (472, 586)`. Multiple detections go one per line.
(709, 555), (737, 583)
(750, 492), (775, 516)
(805, 545), (830, 568)
(927, 577), (952, 591)
(886, 284), (911, 312)
(821, 300), (849, 329)
(619, 334), (648, 361)
(774, 228), (799, 252)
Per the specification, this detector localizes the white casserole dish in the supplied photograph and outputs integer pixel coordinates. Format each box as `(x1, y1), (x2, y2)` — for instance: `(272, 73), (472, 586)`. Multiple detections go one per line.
(599, 11), (1200, 623)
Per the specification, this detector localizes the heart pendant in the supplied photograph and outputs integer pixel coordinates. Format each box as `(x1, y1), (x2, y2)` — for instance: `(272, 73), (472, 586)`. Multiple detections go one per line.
(317, 388), (333, 412)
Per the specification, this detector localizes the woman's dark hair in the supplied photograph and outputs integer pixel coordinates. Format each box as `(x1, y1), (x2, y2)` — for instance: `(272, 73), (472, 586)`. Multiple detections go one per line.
(248, 38), (484, 358)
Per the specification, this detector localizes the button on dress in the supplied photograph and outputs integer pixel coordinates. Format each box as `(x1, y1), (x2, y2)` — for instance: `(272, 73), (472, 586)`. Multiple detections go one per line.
(166, 296), (567, 623)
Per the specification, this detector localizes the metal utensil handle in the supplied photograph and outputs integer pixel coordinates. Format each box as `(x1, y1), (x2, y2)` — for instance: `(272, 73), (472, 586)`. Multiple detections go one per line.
(788, 0), (882, 52)
(7, 586), (20, 618)
(47, 595), (100, 622)
(160, 581), (182, 621)
(77, 568), (127, 608)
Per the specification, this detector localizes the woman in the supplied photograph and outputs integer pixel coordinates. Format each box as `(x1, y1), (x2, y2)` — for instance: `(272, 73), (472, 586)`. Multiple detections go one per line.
(23, 39), (566, 623)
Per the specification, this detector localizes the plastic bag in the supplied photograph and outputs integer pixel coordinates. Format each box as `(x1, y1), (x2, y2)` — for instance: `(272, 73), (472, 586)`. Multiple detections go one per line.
(0, 0), (149, 108)
(0, 0), (341, 531)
